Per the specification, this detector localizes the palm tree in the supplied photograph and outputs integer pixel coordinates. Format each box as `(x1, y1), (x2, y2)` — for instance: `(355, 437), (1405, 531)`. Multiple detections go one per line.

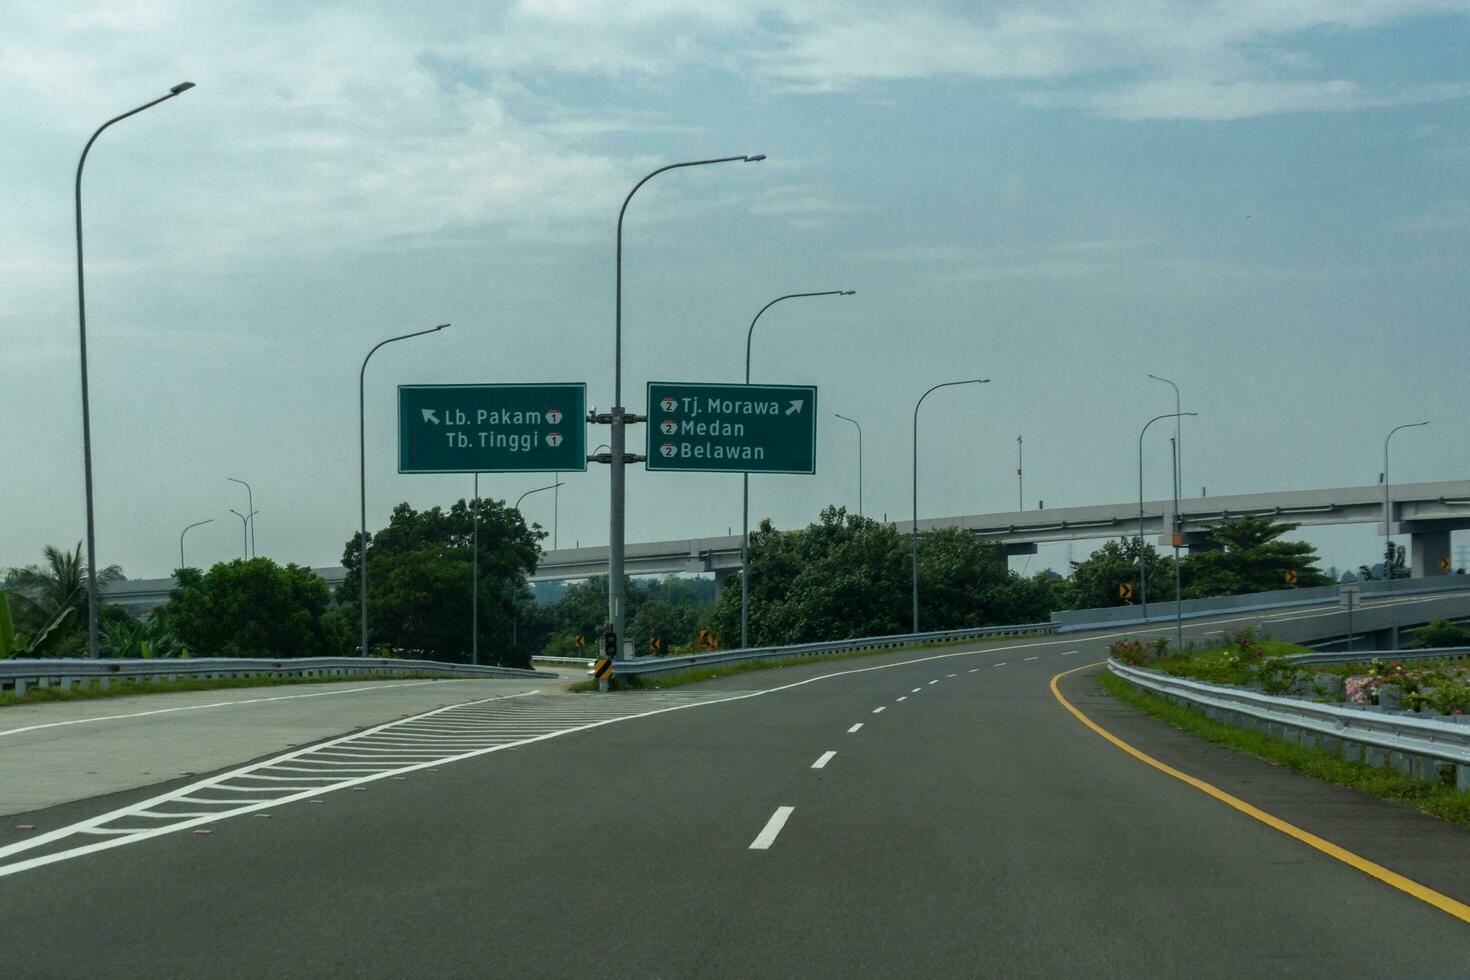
(4, 542), (122, 641)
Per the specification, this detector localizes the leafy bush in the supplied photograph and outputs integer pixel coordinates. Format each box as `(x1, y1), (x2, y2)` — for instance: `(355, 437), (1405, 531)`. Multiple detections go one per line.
(170, 558), (341, 658)
(1411, 620), (1470, 649)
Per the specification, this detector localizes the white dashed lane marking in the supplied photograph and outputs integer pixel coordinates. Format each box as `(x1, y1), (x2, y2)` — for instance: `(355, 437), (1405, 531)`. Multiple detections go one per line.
(847, 723), (863, 734)
(750, 807), (795, 850)
(812, 751), (836, 770)
(872, 706), (886, 714)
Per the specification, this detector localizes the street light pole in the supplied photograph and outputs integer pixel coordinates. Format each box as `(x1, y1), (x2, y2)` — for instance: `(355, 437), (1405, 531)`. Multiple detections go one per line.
(741, 290), (854, 648)
(76, 81), (195, 659)
(359, 323), (450, 657)
(913, 379), (989, 632)
(834, 414), (863, 518)
(1138, 412), (1196, 619)
(179, 518), (213, 570)
(228, 509), (256, 559)
(1383, 420), (1430, 589)
(1017, 435), (1023, 511)
(1147, 374), (1182, 506)
(609, 154), (764, 664)
(227, 477), (255, 557)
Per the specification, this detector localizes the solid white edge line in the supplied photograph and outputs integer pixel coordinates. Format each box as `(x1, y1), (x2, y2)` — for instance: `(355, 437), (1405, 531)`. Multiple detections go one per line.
(812, 750), (836, 769)
(749, 806), (795, 850)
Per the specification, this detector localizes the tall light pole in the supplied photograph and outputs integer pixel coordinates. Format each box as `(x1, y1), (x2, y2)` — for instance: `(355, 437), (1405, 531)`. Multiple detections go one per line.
(834, 414), (863, 518)
(179, 518), (213, 570)
(228, 509), (256, 559)
(76, 81), (196, 658)
(1147, 374), (1182, 506)
(608, 155), (764, 664)
(912, 379), (989, 632)
(359, 323), (450, 657)
(227, 477), (255, 557)
(741, 290), (854, 648)
(1016, 434), (1023, 511)
(1138, 411), (1196, 618)
(1384, 421), (1430, 588)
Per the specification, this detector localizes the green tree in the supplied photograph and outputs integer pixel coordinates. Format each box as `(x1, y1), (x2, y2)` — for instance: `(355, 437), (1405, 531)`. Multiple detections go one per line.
(3, 542), (123, 656)
(170, 558), (340, 658)
(337, 498), (541, 665)
(533, 575), (713, 656)
(705, 507), (1053, 646)
(1411, 620), (1470, 649)
(1066, 537), (1175, 609)
(1183, 515), (1331, 596)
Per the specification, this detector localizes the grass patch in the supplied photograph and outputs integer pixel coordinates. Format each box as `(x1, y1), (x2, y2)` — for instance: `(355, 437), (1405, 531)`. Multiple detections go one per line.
(1097, 670), (1470, 829)
(0, 671), (465, 708)
(567, 632), (1047, 692)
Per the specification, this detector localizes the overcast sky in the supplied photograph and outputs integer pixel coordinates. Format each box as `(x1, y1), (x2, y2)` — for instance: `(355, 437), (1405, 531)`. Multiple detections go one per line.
(5, 0), (1468, 581)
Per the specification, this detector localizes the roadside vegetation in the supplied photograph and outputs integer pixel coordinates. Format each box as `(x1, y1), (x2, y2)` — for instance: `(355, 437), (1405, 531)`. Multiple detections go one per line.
(6, 509), (1453, 673)
(1097, 671), (1470, 829)
(1109, 627), (1470, 714)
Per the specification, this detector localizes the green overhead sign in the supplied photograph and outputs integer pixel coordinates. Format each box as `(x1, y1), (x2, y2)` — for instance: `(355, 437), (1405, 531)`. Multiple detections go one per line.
(398, 384), (587, 474)
(645, 381), (817, 474)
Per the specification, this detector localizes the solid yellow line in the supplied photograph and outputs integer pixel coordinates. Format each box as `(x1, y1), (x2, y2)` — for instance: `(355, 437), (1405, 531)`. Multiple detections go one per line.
(1050, 661), (1470, 926)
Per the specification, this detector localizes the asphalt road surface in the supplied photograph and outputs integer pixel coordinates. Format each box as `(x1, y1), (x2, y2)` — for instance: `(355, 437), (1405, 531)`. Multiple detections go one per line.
(2, 609), (1468, 977)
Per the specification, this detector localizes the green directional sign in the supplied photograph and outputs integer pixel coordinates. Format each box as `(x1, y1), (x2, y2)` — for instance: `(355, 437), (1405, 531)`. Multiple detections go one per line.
(646, 381), (817, 474)
(398, 384), (586, 474)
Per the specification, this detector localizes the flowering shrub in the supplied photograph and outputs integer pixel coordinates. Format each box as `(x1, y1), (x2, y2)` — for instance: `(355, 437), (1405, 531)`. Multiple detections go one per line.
(1110, 639), (1149, 665)
(1345, 675), (1378, 705)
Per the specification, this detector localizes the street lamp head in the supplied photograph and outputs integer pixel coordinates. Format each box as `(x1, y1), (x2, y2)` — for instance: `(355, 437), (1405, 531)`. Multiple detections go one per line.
(744, 154), (767, 162)
(840, 290), (856, 295)
(170, 82), (196, 95)
(435, 323), (450, 331)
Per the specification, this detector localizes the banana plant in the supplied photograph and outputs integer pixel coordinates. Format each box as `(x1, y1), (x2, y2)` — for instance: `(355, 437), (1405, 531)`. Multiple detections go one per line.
(1, 592), (76, 659)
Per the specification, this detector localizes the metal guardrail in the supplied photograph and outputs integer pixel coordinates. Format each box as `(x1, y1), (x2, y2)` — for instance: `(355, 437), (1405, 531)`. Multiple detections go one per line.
(1052, 575), (1470, 632)
(609, 621), (1054, 677)
(1284, 647), (1470, 667)
(0, 656), (554, 697)
(532, 656), (597, 666)
(1108, 659), (1470, 785)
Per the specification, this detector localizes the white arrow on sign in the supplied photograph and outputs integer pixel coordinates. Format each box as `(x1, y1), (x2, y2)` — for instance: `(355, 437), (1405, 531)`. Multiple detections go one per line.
(785, 400), (804, 416)
(422, 409), (440, 425)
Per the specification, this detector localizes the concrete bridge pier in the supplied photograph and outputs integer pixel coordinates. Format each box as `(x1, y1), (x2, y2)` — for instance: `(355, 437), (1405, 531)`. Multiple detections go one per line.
(1411, 528), (1452, 577)
(713, 568), (738, 599)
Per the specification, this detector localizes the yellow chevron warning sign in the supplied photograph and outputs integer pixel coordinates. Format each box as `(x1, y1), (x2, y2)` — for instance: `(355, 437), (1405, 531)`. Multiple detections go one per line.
(1118, 583), (1134, 600)
(1284, 570), (1298, 585)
